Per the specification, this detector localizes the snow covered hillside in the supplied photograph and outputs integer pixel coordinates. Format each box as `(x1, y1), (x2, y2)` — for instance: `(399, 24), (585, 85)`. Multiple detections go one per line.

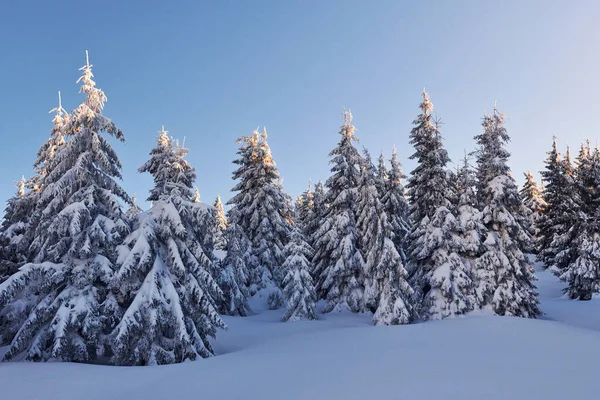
(1, 267), (598, 400)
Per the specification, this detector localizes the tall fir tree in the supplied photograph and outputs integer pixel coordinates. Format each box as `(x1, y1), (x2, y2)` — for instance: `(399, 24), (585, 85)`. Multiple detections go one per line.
(0, 92), (69, 281)
(110, 129), (225, 365)
(520, 171), (547, 246)
(406, 92), (475, 320)
(295, 181), (314, 234)
(537, 138), (580, 271)
(356, 150), (414, 324)
(376, 152), (388, 198)
(556, 144), (600, 300)
(219, 209), (251, 316)
(0, 178), (31, 282)
(124, 194), (142, 221)
(281, 227), (317, 322)
(227, 128), (292, 293)
(455, 155), (485, 262)
(312, 111), (365, 313)
(303, 181), (326, 249)
(212, 195), (227, 251)
(382, 146), (411, 262)
(473, 107), (540, 317)
(406, 92), (453, 226)
(0, 52), (131, 362)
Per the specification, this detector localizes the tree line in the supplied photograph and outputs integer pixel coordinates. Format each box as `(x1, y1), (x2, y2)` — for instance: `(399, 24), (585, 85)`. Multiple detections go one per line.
(0, 53), (594, 366)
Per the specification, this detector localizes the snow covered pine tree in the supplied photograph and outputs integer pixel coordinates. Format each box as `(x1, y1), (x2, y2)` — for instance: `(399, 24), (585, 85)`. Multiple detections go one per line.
(227, 128), (291, 304)
(213, 194), (227, 251)
(0, 178), (32, 282)
(312, 111), (365, 313)
(454, 155), (485, 272)
(303, 181), (327, 249)
(357, 150), (413, 325)
(219, 208), (252, 317)
(556, 143), (600, 300)
(381, 146), (411, 263)
(110, 127), (225, 365)
(537, 138), (580, 273)
(0, 52), (131, 362)
(281, 226), (317, 322)
(406, 92), (475, 320)
(519, 170), (547, 248)
(0, 92), (68, 282)
(473, 107), (540, 317)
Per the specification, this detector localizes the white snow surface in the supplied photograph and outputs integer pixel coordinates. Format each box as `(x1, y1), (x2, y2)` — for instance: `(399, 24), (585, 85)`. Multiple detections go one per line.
(1, 263), (599, 399)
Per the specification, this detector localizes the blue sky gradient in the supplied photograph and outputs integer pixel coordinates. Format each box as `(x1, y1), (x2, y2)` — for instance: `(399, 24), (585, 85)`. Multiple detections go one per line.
(1, 0), (598, 207)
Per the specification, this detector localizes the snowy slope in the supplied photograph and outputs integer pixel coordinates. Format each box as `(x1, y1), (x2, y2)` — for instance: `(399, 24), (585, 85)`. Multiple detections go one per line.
(1, 268), (600, 400)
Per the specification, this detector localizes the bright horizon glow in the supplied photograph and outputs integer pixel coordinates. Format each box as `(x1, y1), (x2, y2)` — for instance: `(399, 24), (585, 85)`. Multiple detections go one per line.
(1, 1), (599, 208)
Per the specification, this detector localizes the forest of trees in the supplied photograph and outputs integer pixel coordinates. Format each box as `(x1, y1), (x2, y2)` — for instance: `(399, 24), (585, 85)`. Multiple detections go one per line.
(0, 54), (597, 366)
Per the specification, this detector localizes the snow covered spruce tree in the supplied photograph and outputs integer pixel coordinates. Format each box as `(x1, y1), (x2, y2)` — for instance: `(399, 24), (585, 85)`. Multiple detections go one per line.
(406, 92), (475, 320)
(519, 171), (547, 246)
(110, 128), (225, 365)
(303, 180), (327, 249)
(125, 195), (142, 221)
(537, 138), (580, 270)
(312, 111), (365, 313)
(219, 208), (251, 316)
(295, 181), (314, 234)
(0, 53), (131, 362)
(357, 150), (413, 324)
(473, 107), (540, 317)
(0, 178), (32, 282)
(227, 128), (292, 297)
(555, 144), (600, 300)
(212, 195), (227, 251)
(454, 155), (485, 264)
(281, 226), (317, 322)
(0, 93), (69, 282)
(376, 153), (389, 200)
(382, 146), (411, 263)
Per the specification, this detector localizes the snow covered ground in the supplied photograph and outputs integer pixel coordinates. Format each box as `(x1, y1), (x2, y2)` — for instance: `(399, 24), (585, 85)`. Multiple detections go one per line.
(1, 266), (599, 400)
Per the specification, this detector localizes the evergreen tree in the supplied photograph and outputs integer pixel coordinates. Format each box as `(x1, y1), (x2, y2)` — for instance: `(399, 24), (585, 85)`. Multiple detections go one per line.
(520, 171), (547, 245)
(125, 195), (143, 221)
(520, 171), (546, 217)
(110, 129), (225, 365)
(0, 93), (69, 281)
(376, 152), (388, 198)
(357, 150), (385, 311)
(558, 231), (600, 301)
(537, 138), (580, 271)
(281, 227), (317, 322)
(295, 181), (314, 234)
(212, 195), (227, 251)
(406, 92), (475, 320)
(0, 178), (33, 282)
(455, 155), (485, 261)
(304, 181), (326, 249)
(219, 211), (251, 316)
(139, 131), (216, 273)
(228, 128), (291, 292)
(556, 144), (600, 300)
(0, 52), (131, 362)
(29, 91), (69, 193)
(312, 111), (365, 313)
(382, 146), (411, 262)
(356, 150), (414, 324)
(406, 92), (452, 225)
(473, 107), (540, 317)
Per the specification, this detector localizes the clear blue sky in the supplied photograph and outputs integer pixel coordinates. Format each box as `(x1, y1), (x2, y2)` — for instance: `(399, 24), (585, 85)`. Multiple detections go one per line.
(1, 0), (599, 208)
